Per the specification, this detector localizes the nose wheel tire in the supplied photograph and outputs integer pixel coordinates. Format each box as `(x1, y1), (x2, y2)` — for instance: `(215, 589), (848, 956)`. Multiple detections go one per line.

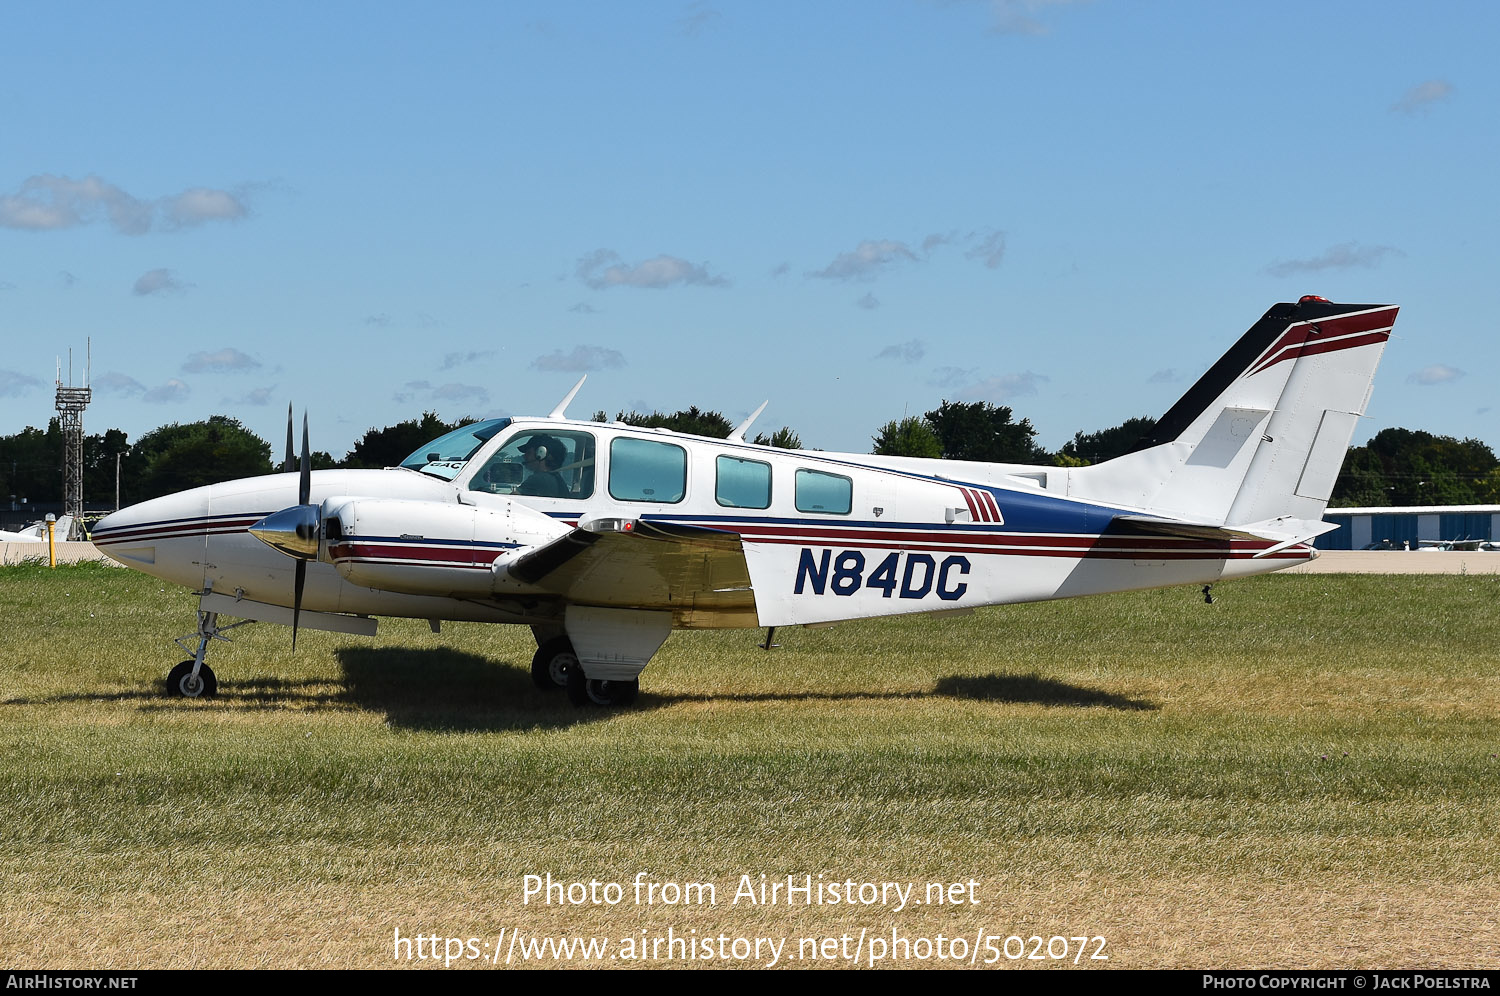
(166, 660), (218, 698)
(566, 666), (639, 707)
(531, 638), (578, 690)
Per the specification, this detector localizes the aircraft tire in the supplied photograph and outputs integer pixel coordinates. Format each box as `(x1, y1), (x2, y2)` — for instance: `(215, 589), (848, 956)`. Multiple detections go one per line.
(565, 667), (638, 707)
(166, 660), (218, 698)
(531, 638), (577, 691)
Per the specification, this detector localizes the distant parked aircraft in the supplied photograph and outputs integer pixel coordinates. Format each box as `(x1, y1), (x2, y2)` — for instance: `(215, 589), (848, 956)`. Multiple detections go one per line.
(0, 515), (74, 543)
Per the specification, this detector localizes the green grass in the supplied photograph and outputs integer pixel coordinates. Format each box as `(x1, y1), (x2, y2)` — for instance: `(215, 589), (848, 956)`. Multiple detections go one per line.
(2, 563), (1498, 968)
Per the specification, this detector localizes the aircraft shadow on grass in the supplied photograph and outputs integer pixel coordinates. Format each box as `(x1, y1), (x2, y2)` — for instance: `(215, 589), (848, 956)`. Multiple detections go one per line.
(334, 646), (615, 732)
(3, 657), (1155, 727)
(933, 672), (1157, 711)
(2, 649), (610, 733)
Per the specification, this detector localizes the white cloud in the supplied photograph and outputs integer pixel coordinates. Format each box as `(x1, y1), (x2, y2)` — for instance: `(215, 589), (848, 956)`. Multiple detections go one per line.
(393, 380), (490, 405)
(393, 380), (430, 404)
(133, 268), (188, 296)
(856, 292), (881, 310)
(163, 188), (247, 227)
(183, 347), (261, 373)
(876, 340), (926, 363)
(916, 228), (1005, 267)
(229, 385), (278, 406)
(1263, 243), (1400, 278)
(1147, 368), (1181, 384)
(960, 370), (1049, 403)
(928, 366), (977, 389)
(94, 372), (146, 396)
(531, 345), (627, 373)
(986, 0), (1084, 36)
(431, 382), (490, 404)
(809, 239), (917, 281)
(143, 379), (191, 403)
(569, 302), (598, 314)
(365, 313), (391, 327)
(1408, 364), (1464, 386)
(679, 2), (721, 36)
(1391, 80), (1454, 115)
(0, 174), (249, 234)
(440, 350), (496, 371)
(964, 229), (1006, 269)
(577, 249), (728, 290)
(0, 370), (41, 397)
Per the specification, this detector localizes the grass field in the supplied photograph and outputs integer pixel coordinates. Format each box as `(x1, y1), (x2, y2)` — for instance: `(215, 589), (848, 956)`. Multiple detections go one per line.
(2, 562), (1498, 969)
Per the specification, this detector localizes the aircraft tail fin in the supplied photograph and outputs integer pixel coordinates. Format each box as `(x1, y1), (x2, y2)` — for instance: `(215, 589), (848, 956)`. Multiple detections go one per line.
(1070, 297), (1398, 529)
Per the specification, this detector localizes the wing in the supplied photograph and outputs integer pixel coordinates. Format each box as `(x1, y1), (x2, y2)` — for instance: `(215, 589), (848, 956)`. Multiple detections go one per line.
(501, 518), (758, 627)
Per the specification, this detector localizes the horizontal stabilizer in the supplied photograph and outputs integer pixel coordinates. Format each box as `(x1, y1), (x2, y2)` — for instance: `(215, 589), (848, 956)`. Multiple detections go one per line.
(1114, 513), (1337, 556)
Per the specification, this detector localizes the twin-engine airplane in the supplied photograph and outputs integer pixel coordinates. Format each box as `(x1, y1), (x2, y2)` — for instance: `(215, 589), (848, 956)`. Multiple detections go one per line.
(92, 296), (1397, 706)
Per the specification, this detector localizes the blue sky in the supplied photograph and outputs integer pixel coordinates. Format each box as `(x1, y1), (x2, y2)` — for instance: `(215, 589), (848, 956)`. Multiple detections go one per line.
(2, 1), (1495, 459)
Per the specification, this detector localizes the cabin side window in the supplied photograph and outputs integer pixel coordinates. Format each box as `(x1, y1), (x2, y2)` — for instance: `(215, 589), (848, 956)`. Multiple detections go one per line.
(795, 468), (852, 515)
(609, 437), (687, 503)
(469, 430), (596, 499)
(715, 455), (771, 509)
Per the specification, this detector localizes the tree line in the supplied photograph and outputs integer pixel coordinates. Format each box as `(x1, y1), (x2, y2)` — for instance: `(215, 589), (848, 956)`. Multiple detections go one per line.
(870, 405), (1500, 506)
(1, 402), (1495, 510)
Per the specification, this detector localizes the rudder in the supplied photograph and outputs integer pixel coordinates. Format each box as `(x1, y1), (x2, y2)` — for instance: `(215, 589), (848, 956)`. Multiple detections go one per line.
(1070, 297), (1399, 528)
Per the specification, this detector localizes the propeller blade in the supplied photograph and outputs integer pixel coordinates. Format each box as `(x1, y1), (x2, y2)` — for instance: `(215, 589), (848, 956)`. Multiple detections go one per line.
(299, 412), (311, 506)
(292, 559), (306, 651)
(284, 403), (295, 472)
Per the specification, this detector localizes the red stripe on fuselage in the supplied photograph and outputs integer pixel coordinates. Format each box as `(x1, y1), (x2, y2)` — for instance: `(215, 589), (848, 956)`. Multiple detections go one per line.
(744, 533), (1305, 559)
(328, 541), (505, 568)
(960, 489), (981, 521)
(981, 491), (1002, 522)
(92, 517), (262, 546)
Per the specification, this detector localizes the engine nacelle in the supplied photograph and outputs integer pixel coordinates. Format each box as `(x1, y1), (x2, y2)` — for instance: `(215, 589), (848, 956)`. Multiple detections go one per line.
(321, 496), (567, 596)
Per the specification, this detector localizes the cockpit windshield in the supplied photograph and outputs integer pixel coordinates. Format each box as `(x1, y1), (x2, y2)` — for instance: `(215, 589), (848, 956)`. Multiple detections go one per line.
(399, 418), (511, 480)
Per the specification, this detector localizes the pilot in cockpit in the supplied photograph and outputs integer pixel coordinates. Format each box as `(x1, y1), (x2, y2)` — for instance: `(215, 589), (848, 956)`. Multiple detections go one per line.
(515, 434), (569, 497)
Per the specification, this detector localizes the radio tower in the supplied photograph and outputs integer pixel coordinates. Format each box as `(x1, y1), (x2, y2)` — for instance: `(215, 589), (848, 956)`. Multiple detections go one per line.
(54, 341), (92, 540)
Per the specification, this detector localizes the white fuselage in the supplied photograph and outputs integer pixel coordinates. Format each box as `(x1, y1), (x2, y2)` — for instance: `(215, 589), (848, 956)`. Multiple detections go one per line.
(91, 418), (1310, 631)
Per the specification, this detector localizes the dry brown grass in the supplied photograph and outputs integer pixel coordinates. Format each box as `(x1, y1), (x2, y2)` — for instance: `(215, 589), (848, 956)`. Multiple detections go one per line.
(3, 565), (1498, 969)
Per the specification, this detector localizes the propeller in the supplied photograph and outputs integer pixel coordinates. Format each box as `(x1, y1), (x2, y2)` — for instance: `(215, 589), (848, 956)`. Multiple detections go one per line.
(284, 402), (296, 472)
(249, 409), (317, 650)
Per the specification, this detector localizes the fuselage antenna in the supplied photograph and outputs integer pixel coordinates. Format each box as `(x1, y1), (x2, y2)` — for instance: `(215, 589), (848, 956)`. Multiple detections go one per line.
(549, 375), (587, 419)
(729, 400), (770, 443)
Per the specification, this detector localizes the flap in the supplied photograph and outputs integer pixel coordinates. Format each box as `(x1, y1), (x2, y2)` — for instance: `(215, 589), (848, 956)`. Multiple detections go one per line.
(499, 518), (756, 624)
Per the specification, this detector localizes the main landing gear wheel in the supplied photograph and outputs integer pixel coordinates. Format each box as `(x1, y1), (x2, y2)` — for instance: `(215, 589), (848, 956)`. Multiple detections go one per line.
(566, 666), (639, 708)
(166, 660), (218, 698)
(531, 637), (578, 691)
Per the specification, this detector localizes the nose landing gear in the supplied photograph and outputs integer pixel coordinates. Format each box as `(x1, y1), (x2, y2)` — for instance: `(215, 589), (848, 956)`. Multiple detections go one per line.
(165, 605), (254, 698)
